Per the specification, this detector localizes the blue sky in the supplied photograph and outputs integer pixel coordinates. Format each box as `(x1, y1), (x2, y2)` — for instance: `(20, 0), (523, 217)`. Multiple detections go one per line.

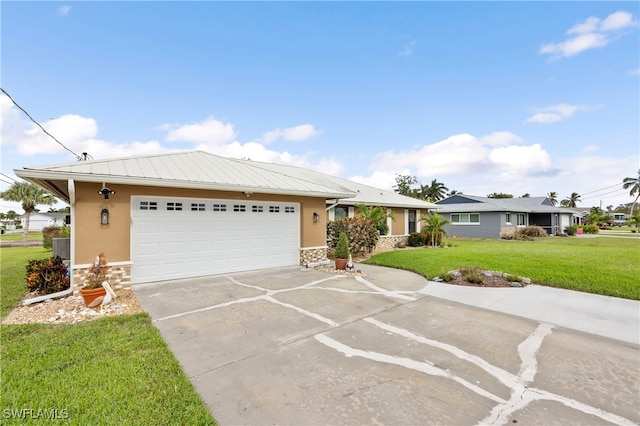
(1, 1), (638, 212)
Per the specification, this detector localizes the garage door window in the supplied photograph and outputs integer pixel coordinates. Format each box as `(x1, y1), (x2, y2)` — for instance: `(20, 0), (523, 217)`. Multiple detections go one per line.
(139, 201), (157, 210)
(167, 202), (182, 211)
(233, 204), (246, 212)
(269, 206), (280, 213)
(285, 206), (295, 213)
(191, 203), (205, 211)
(252, 205), (264, 213)
(213, 203), (226, 211)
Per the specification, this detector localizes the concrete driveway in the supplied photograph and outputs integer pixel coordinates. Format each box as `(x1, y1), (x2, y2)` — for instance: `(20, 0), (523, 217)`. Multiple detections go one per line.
(133, 265), (640, 425)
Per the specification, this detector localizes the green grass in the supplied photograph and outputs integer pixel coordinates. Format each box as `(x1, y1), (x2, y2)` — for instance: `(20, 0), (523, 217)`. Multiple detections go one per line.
(0, 231), (43, 241)
(0, 248), (217, 425)
(364, 237), (640, 300)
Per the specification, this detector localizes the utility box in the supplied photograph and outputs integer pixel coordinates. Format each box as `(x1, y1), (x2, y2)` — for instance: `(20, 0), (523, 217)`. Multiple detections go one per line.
(53, 237), (71, 260)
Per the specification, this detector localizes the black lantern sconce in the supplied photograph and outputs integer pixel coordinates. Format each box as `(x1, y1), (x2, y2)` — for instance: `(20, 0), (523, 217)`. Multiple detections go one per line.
(100, 208), (109, 225)
(313, 212), (320, 223)
(98, 184), (116, 200)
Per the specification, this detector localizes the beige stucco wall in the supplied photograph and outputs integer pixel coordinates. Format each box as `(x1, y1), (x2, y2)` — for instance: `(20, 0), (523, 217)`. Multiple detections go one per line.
(73, 182), (328, 265)
(390, 208), (407, 235)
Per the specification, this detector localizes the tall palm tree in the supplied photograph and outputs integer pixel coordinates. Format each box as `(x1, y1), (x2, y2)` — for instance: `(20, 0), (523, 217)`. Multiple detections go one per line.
(0, 182), (56, 246)
(423, 179), (448, 202)
(547, 191), (558, 206)
(562, 192), (581, 208)
(422, 212), (449, 247)
(622, 169), (640, 217)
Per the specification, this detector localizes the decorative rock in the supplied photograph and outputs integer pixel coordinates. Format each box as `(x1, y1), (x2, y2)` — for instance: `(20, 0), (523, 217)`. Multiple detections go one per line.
(510, 282), (523, 287)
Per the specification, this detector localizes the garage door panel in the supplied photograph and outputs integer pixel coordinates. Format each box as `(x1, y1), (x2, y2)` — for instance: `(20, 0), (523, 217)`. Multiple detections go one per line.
(131, 197), (300, 283)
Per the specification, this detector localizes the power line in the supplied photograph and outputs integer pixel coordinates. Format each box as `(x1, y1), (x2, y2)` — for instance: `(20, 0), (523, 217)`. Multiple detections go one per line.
(0, 173), (18, 183)
(579, 182), (623, 196)
(581, 188), (628, 201)
(0, 87), (82, 159)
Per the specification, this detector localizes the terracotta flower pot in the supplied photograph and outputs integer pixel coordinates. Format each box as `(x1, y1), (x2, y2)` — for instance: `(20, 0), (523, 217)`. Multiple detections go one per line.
(335, 258), (348, 270)
(80, 287), (107, 306)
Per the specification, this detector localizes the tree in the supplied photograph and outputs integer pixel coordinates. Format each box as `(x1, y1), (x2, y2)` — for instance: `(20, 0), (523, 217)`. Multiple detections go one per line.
(487, 192), (513, 199)
(447, 189), (461, 196)
(562, 192), (581, 208)
(421, 179), (448, 202)
(422, 212), (449, 247)
(521, 193), (531, 198)
(356, 204), (395, 235)
(547, 192), (558, 206)
(0, 182), (56, 245)
(392, 174), (418, 198)
(622, 169), (640, 217)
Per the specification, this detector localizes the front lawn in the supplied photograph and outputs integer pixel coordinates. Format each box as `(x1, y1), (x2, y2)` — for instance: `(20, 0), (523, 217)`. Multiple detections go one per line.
(365, 237), (640, 300)
(0, 231), (43, 241)
(0, 247), (216, 425)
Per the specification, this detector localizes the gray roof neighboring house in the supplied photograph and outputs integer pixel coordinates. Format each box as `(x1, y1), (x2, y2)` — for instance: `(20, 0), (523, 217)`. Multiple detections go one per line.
(436, 194), (573, 214)
(15, 151), (437, 210)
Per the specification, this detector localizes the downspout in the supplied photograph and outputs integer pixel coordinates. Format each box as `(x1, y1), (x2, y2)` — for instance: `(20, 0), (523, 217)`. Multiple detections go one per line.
(23, 179), (76, 305)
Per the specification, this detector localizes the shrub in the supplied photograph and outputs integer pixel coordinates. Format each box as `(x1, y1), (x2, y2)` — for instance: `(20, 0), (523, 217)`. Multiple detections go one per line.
(84, 253), (109, 289)
(564, 224), (578, 236)
(333, 232), (350, 259)
(407, 232), (425, 247)
(327, 217), (379, 255)
(441, 272), (454, 282)
(517, 226), (548, 239)
(505, 274), (521, 282)
(465, 273), (484, 284)
(500, 227), (517, 240)
(25, 256), (70, 295)
(582, 224), (599, 234)
(42, 225), (70, 249)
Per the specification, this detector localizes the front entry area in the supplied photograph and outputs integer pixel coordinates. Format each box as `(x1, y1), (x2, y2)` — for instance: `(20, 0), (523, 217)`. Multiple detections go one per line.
(130, 196), (300, 283)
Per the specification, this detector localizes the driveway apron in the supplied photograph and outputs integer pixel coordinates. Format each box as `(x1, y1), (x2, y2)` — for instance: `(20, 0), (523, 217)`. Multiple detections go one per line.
(133, 266), (640, 425)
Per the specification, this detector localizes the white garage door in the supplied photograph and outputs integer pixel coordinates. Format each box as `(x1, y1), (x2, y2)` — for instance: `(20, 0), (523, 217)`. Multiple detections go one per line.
(131, 196), (300, 283)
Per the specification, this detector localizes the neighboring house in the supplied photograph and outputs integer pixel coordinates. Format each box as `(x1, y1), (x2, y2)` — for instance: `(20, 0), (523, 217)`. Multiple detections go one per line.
(435, 194), (575, 239)
(15, 151), (436, 286)
(18, 212), (66, 231)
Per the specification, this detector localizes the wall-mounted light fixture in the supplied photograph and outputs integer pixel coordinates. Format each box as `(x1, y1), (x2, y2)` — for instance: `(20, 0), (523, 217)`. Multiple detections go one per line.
(243, 191), (253, 198)
(100, 208), (109, 225)
(98, 183), (116, 200)
(313, 212), (319, 223)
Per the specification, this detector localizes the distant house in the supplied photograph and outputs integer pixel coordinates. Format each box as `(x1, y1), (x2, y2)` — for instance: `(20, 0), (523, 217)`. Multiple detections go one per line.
(435, 194), (576, 239)
(18, 212), (66, 231)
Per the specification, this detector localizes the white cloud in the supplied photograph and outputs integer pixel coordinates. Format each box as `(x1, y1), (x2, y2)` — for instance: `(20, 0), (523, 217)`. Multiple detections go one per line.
(399, 40), (417, 57)
(582, 144), (599, 153)
(349, 170), (409, 192)
(164, 116), (235, 145)
(525, 104), (587, 124)
(57, 5), (71, 16)
(539, 10), (638, 59)
(261, 124), (320, 143)
(480, 131), (523, 146)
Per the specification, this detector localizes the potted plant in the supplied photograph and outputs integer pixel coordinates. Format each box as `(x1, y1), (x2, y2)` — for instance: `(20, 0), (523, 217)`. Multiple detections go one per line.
(334, 232), (350, 270)
(79, 253), (108, 306)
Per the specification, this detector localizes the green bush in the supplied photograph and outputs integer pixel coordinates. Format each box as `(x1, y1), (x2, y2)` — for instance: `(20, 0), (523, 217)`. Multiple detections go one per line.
(407, 232), (425, 246)
(25, 256), (70, 295)
(582, 224), (599, 234)
(465, 273), (485, 284)
(505, 274), (521, 282)
(564, 224), (578, 236)
(42, 225), (70, 249)
(333, 232), (350, 259)
(327, 217), (379, 255)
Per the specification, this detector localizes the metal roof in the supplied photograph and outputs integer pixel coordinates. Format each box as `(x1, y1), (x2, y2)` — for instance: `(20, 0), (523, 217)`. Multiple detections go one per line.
(14, 151), (436, 209)
(436, 194), (573, 213)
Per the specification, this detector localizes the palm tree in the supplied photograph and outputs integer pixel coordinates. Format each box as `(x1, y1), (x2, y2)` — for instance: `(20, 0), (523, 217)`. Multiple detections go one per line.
(356, 204), (395, 235)
(0, 182), (56, 246)
(547, 192), (558, 206)
(622, 169), (640, 217)
(561, 192), (581, 208)
(423, 179), (448, 202)
(422, 212), (449, 247)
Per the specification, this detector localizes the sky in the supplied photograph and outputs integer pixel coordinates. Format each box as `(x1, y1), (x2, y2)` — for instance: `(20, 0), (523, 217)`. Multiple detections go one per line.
(1, 1), (639, 213)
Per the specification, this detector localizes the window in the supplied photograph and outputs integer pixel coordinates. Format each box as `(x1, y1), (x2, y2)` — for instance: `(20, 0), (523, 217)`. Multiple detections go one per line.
(451, 213), (480, 224)
(139, 201), (157, 210)
(213, 204), (227, 212)
(233, 205), (246, 212)
(269, 206), (280, 213)
(191, 203), (205, 211)
(252, 205), (264, 213)
(408, 209), (417, 233)
(505, 213), (511, 224)
(334, 206), (348, 220)
(516, 213), (525, 226)
(167, 202), (182, 211)
(285, 206), (295, 213)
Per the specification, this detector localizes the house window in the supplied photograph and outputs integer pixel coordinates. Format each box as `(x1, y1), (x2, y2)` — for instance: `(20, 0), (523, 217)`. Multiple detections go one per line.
(505, 213), (511, 224)
(285, 206), (295, 213)
(451, 213), (480, 224)
(139, 201), (157, 210)
(252, 205), (264, 213)
(516, 213), (526, 226)
(408, 210), (417, 233)
(213, 204), (227, 212)
(334, 205), (348, 220)
(167, 202), (182, 211)
(191, 203), (205, 211)
(233, 205), (246, 212)
(269, 206), (280, 213)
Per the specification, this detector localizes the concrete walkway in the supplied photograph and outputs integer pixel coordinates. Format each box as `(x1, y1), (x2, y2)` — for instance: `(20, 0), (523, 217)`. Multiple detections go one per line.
(419, 275), (640, 345)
